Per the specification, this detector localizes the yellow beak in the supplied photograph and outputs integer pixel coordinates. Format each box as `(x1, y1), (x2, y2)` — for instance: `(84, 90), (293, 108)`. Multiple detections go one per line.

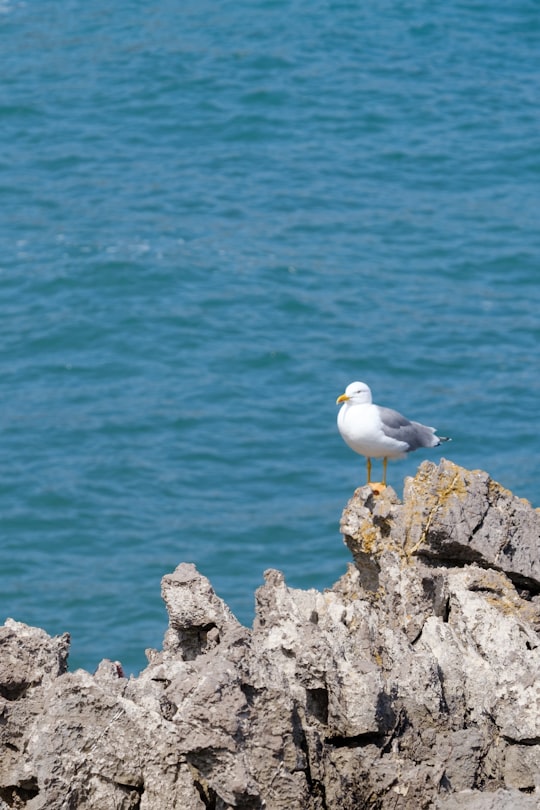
(336, 393), (349, 404)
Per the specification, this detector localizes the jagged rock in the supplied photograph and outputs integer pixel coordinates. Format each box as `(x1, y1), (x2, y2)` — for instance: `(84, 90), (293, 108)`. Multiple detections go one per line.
(435, 789), (540, 809)
(0, 460), (539, 809)
(0, 619), (69, 700)
(404, 461), (540, 590)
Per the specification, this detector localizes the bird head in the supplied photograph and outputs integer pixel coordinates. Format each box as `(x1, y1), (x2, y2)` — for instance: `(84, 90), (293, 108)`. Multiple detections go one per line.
(336, 381), (373, 405)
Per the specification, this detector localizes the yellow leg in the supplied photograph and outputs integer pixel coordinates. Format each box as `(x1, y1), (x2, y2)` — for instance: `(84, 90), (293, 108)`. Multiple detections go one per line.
(382, 457), (388, 486)
(366, 457), (372, 484)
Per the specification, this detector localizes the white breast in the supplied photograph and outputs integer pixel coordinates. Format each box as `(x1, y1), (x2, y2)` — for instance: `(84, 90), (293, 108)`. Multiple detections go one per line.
(337, 402), (408, 459)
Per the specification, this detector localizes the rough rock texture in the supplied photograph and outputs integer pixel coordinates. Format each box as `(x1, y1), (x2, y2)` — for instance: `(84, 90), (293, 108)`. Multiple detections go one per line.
(1, 459), (539, 809)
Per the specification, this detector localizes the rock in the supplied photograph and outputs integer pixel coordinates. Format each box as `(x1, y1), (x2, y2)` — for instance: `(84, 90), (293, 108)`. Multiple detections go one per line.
(404, 460), (540, 590)
(0, 460), (539, 809)
(434, 789), (540, 809)
(0, 619), (69, 700)
(160, 561), (244, 659)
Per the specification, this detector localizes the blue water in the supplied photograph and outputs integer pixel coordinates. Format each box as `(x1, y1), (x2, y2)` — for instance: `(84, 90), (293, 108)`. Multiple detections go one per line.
(1, 0), (539, 674)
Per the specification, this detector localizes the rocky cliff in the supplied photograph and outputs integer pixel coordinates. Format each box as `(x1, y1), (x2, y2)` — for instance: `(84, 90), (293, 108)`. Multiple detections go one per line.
(1, 459), (539, 810)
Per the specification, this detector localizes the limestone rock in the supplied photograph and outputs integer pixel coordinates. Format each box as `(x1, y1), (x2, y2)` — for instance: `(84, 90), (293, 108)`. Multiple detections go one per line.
(0, 619), (69, 699)
(435, 789), (540, 809)
(0, 460), (539, 809)
(404, 459), (540, 590)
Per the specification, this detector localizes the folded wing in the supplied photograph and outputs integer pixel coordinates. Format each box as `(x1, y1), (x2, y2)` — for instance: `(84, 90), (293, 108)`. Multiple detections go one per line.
(377, 406), (439, 451)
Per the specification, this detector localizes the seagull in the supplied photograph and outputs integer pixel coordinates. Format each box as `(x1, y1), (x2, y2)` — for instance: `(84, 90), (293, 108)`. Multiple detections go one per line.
(336, 381), (450, 488)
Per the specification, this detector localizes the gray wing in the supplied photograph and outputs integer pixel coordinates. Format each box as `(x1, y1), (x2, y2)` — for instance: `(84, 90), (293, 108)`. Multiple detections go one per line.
(377, 406), (438, 451)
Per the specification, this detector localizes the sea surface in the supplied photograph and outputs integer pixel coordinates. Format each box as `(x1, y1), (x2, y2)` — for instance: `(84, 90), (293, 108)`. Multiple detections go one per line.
(1, 0), (539, 674)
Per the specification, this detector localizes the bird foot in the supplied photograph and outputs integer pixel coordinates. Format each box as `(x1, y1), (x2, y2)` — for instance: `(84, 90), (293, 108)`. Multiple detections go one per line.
(368, 481), (386, 495)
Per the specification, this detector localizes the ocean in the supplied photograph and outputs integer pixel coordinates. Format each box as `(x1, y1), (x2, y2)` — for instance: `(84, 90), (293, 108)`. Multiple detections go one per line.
(1, 0), (539, 673)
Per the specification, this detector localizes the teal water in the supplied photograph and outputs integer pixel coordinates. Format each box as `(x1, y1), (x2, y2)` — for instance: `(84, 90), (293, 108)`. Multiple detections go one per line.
(1, 1), (539, 673)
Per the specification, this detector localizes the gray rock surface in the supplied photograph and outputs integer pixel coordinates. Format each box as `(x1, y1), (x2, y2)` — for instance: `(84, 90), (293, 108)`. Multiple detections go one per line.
(0, 459), (539, 809)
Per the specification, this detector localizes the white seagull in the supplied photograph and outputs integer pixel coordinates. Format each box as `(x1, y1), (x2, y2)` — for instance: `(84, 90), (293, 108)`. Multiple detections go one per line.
(336, 381), (450, 487)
